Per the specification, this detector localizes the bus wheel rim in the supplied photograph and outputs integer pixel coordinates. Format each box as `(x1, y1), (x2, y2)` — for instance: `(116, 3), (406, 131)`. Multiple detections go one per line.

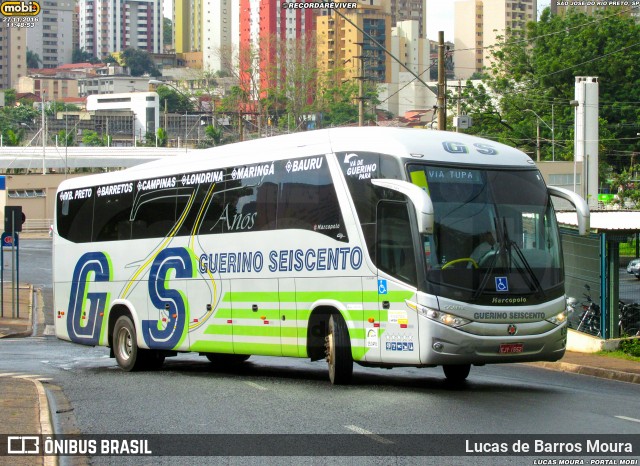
(117, 327), (132, 361)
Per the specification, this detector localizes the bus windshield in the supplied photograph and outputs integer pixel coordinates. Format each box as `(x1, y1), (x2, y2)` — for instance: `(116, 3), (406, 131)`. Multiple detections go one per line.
(408, 165), (563, 305)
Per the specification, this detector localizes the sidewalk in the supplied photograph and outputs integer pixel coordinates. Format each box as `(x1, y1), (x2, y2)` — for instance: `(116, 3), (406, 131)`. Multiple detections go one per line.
(0, 291), (638, 456)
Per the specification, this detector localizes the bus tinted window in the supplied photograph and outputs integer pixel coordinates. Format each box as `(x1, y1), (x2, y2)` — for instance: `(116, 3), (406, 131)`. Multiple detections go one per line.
(57, 191), (94, 243)
(277, 157), (347, 241)
(93, 187), (134, 242)
(130, 189), (178, 239)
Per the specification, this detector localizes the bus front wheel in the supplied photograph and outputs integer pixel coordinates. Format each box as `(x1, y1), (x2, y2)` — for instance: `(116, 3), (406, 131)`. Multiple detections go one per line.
(443, 364), (471, 382)
(325, 313), (353, 385)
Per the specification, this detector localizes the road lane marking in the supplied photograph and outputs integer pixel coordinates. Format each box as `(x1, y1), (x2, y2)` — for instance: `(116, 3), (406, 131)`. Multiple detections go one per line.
(345, 425), (394, 445)
(0, 372), (20, 377)
(244, 381), (268, 391)
(616, 415), (640, 423)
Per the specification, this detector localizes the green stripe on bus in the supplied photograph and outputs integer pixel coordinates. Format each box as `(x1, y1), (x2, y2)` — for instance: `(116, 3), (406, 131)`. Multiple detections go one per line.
(203, 325), (304, 339)
(190, 340), (234, 353)
(220, 290), (410, 303)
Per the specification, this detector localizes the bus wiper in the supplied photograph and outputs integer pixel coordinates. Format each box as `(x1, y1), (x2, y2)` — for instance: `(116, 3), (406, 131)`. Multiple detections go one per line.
(473, 217), (504, 299)
(507, 238), (545, 298)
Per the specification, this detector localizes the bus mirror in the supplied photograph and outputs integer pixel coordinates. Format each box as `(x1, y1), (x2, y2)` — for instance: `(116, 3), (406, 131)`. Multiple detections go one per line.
(548, 186), (590, 235)
(371, 179), (434, 233)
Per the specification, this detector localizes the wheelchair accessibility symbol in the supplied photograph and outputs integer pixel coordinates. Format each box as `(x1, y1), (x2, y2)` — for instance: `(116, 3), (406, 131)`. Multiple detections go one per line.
(378, 279), (388, 295)
(495, 277), (509, 292)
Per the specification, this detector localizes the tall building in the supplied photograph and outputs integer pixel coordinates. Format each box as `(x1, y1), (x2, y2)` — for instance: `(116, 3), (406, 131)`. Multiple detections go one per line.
(390, 0), (426, 38)
(79, 0), (163, 58)
(203, 0), (239, 73)
(239, 0), (314, 94)
(316, 1), (392, 84)
(28, 0), (75, 69)
(454, 0), (537, 79)
(174, 0), (202, 54)
(174, 0), (238, 73)
(0, 27), (26, 89)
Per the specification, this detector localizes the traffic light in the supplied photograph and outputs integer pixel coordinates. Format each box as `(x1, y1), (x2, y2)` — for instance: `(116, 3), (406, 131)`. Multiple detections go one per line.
(4, 206), (25, 234)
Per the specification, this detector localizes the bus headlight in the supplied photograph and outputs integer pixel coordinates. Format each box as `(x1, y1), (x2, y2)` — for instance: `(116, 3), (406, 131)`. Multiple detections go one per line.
(427, 309), (471, 328)
(547, 310), (568, 326)
(405, 300), (470, 328)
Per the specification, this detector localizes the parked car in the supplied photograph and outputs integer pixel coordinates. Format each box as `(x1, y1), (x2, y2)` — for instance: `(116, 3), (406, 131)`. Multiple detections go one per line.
(627, 258), (640, 278)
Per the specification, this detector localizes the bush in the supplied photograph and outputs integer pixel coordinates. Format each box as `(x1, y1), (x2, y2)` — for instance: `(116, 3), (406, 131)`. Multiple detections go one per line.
(619, 338), (640, 357)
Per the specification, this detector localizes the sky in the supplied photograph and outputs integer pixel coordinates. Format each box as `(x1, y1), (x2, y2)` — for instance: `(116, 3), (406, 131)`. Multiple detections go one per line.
(162, 0), (553, 41)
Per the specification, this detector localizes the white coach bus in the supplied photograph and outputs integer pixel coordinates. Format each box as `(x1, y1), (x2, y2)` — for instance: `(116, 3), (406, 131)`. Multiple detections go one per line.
(54, 127), (589, 384)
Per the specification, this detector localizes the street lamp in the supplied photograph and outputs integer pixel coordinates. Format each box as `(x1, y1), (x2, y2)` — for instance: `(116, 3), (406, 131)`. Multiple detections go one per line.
(524, 108), (554, 162)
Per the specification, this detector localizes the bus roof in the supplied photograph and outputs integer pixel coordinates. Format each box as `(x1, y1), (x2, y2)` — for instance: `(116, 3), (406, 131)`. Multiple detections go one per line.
(58, 127), (534, 191)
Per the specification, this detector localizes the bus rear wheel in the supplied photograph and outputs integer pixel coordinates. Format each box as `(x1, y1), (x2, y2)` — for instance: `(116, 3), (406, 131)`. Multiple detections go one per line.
(443, 364), (471, 382)
(325, 313), (353, 385)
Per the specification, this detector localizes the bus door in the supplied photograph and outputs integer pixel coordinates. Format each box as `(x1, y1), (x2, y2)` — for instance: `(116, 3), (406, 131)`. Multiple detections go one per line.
(231, 278), (282, 357)
(375, 200), (420, 364)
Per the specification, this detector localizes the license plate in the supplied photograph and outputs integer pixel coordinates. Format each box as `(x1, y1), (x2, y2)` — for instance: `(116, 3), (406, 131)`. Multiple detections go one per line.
(499, 343), (524, 354)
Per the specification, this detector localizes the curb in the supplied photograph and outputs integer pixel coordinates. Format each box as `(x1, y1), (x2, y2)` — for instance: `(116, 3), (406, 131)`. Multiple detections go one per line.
(33, 378), (58, 466)
(525, 361), (640, 384)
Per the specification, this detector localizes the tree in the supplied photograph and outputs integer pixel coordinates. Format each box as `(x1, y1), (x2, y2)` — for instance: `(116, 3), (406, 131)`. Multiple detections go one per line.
(82, 130), (107, 147)
(120, 48), (161, 77)
(2, 128), (24, 146)
(204, 124), (222, 146)
(318, 71), (380, 127)
(458, 8), (640, 168)
(26, 50), (42, 69)
(56, 129), (74, 147)
(156, 128), (168, 147)
(163, 17), (173, 49)
(72, 48), (101, 64)
(155, 85), (194, 113)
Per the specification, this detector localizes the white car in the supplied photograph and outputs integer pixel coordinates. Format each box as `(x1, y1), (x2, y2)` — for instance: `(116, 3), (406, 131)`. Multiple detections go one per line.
(627, 258), (640, 278)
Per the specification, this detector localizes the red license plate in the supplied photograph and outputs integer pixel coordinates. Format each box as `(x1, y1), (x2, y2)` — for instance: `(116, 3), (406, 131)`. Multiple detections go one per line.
(499, 343), (524, 354)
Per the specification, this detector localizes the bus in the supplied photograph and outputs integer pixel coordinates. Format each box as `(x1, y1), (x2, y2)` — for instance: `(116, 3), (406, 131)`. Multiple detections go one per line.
(54, 127), (590, 384)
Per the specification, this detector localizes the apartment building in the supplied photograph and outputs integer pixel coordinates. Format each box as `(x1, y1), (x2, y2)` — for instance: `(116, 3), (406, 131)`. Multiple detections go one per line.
(27, 0), (75, 69)
(316, 2), (392, 84)
(454, 0), (537, 79)
(239, 0), (315, 93)
(79, 0), (163, 58)
(390, 0), (427, 38)
(0, 27), (26, 90)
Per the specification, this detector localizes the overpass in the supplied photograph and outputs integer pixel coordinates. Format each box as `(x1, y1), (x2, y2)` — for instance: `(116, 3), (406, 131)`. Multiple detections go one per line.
(0, 146), (195, 171)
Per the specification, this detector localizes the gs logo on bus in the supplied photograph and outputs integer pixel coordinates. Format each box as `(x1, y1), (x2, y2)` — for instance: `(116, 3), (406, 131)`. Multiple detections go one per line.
(442, 141), (498, 156)
(142, 247), (195, 350)
(67, 252), (111, 346)
(67, 247), (195, 350)
(1, 1), (41, 16)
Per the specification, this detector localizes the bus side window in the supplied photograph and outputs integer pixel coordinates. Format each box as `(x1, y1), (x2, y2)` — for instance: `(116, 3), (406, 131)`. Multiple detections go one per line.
(375, 200), (417, 286)
(57, 193), (94, 243)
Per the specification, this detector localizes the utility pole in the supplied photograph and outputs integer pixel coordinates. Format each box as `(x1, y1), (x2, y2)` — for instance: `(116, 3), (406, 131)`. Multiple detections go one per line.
(41, 89), (46, 174)
(456, 80), (461, 133)
(355, 42), (365, 127)
(437, 31), (446, 131)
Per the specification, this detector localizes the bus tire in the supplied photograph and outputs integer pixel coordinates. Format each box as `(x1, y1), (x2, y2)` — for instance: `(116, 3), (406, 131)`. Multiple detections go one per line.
(326, 313), (353, 385)
(443, 364), (471, 382)
(113, 315), (146, 372)
(205, 354), (250, 365)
